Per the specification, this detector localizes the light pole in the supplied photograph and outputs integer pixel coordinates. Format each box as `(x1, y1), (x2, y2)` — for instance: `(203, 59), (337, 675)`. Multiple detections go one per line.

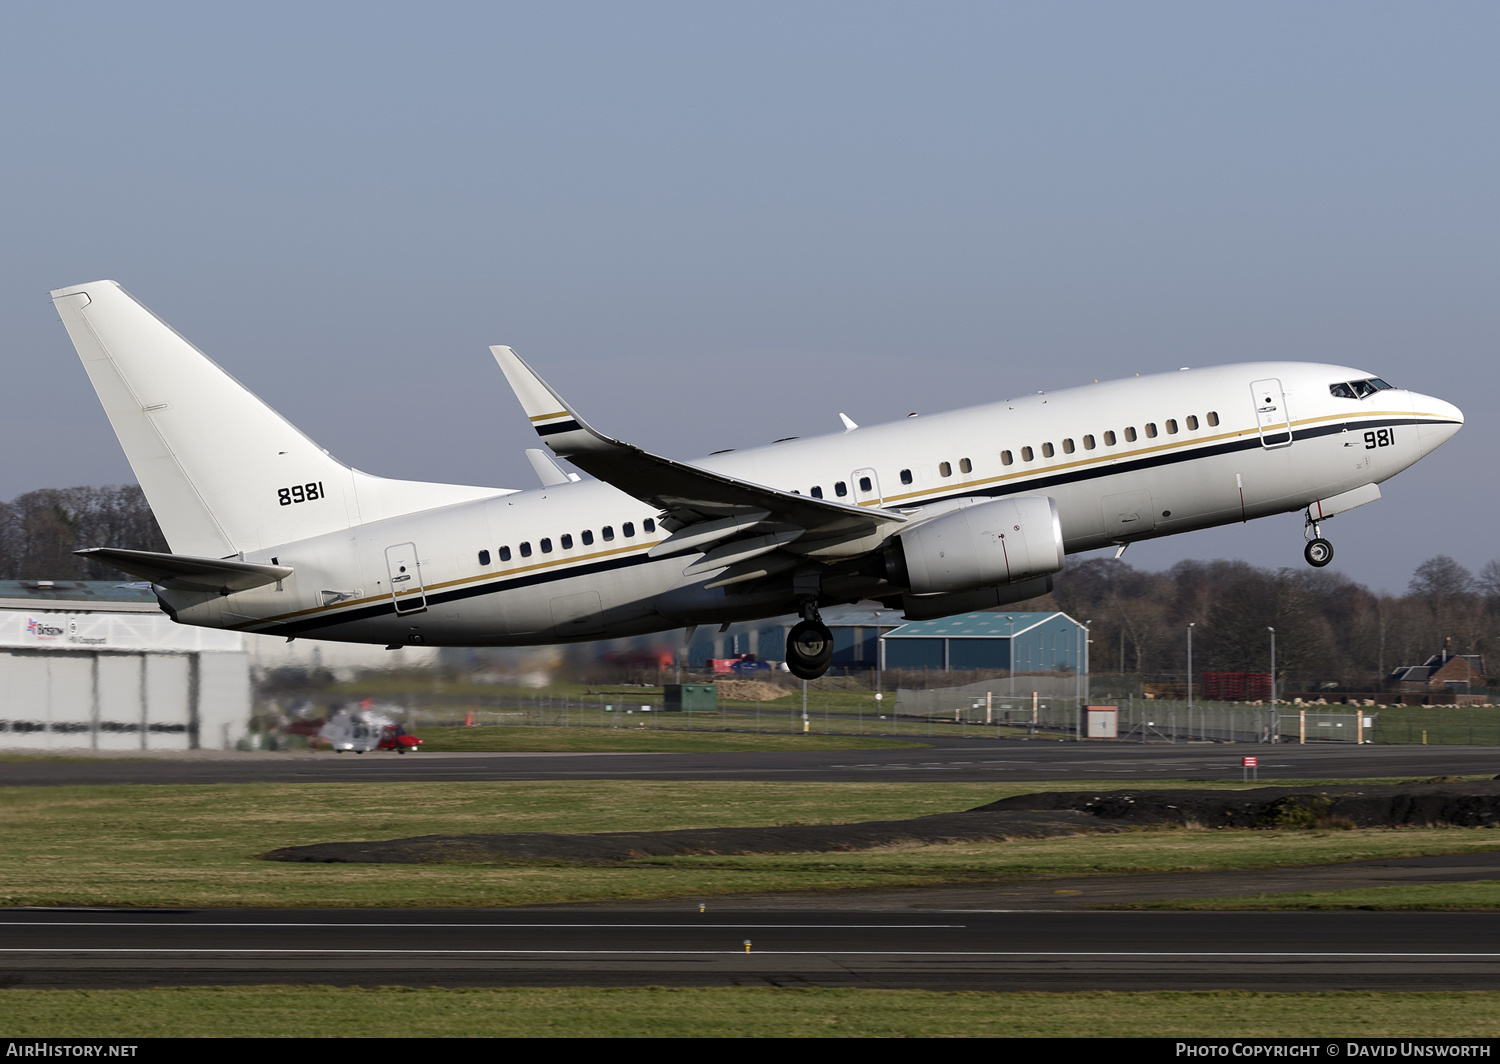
(1267, 627), (1276, 707)
(1186, 623), (1195, 712)
(1075, 619), (1092, 742)
(1006, 615), (1015, 698)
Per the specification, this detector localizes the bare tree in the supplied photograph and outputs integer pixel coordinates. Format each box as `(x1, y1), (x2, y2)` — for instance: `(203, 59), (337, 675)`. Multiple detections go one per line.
(0, 485), (167, 581)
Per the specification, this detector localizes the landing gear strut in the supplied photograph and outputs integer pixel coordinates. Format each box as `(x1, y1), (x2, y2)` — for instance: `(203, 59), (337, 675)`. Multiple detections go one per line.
(1303, 510), (1334, 568)
(785, 601), (834, 680)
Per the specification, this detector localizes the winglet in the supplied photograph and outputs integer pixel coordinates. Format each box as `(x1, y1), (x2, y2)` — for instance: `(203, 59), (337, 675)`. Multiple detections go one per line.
(491, 345), (611, 456)
(525, 448), (581, 487)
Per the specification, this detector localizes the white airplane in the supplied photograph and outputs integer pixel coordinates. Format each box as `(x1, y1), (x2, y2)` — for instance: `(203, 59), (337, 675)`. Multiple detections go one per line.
(50, 280), (1463, 679)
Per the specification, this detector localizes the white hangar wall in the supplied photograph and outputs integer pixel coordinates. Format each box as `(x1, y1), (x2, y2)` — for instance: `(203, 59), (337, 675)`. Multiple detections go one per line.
(0, 591), (250, 752)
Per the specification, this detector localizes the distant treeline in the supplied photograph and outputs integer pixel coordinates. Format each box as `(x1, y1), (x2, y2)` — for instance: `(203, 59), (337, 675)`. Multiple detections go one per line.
(1046, 554), (1500, 691)
(0, 485), (167, 581)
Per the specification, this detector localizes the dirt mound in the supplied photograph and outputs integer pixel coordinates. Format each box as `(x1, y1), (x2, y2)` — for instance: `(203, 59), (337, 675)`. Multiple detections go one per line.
(264, 809), (1109, 865)
(714, 680), (790, 701)
(261, 782), (1500, 866)
(981, 782), (1500, 829)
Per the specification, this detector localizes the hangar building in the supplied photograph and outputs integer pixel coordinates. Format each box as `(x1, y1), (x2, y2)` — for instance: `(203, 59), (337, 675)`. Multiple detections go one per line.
(0, 581), (250, 751)
(685, 606), (1086, 675)
(880, 611), (1086, 673)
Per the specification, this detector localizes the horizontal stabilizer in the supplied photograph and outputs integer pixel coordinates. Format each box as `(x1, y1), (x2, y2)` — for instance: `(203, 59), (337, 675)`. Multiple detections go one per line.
(77, 547), (293, 594)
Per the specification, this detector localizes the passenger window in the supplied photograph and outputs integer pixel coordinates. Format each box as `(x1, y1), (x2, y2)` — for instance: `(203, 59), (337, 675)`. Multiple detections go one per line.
(859, 475), (873, 491)
(1062, 438), (1074, 454)
(1145, 423), (1158, 438)
(540, 538), (553, 554)
(1165, 419), (1178, 434)
(581, 530), (594, 546)
(1021, 446), (1034, 462)
(623, 522), (635, 538)
(1104, 430), (1116, 446)
(1083, 435), (1096, 450)
(900, 469), (913, 484)
(1207, 411), (1219, 427)
(520, 542), (532, 558)
(478, 550), (491, 566)
(939, 462), (952, 477)
(810, 486), (824, 499)
(835, 481), (848, 496)
(560, 534), (573, 550)
(602, 526), (615, 541)
(958, 458), (971, 474)
(1041, 443), (1054, 458)
(643, 518), (656, 533)
(1186, 415), (1199, 431)
(1001, 450), (1013, 466)
(499, 546), (511, 562)
(1124, 427), (1137, 442)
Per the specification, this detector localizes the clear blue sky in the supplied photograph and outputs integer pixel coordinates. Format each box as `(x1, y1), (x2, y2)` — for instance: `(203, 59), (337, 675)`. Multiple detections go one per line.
(2, 2), (1494, 593)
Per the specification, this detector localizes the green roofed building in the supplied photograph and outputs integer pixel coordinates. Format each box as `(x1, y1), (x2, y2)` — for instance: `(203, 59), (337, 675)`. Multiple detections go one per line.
(880, 611), (1086, 673)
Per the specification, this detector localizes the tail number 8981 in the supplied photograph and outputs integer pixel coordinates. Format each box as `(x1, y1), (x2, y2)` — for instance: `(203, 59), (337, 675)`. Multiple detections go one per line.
(278, 482), (325, 506)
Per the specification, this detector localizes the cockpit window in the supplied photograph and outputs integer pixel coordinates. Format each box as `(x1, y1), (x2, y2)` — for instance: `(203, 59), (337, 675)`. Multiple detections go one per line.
(1331, 378), (1394, 400)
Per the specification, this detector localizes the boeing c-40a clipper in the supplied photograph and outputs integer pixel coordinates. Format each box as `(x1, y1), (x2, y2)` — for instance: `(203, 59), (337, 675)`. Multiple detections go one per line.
(51, 281), (1463, 679)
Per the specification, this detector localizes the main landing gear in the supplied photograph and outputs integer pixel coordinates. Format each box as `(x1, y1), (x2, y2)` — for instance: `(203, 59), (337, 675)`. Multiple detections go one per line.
(785, 602), (834, 680)
(1303, 509), (1334, 568)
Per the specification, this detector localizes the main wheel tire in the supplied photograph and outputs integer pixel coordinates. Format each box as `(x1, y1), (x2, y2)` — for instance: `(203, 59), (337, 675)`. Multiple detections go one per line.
(786, 620), (835, 680)
(1304, 538), (1334, 567)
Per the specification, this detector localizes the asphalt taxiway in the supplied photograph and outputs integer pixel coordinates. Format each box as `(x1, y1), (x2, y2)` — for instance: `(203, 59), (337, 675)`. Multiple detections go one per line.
(3, 908), (1496, 991)
(4, 738), (1498, 786)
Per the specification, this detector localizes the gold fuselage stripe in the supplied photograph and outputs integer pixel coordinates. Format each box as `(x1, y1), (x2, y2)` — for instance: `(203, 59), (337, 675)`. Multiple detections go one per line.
(231, 540), (658, 630)
(861, 408), (1438, 507)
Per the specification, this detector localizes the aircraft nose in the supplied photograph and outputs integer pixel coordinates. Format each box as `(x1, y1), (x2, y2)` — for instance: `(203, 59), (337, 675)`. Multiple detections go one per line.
(1410, 392), (1464, 455)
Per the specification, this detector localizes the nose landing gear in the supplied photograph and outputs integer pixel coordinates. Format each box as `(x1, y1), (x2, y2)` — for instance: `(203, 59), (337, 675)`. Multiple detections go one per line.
(785, 601), (834, 680)
(1303, 510), (1334, 568)
(1304, 538), (1334, 567)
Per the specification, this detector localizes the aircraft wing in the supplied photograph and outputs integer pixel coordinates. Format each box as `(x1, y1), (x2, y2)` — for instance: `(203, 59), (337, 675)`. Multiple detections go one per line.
(491, 346), (905, 552)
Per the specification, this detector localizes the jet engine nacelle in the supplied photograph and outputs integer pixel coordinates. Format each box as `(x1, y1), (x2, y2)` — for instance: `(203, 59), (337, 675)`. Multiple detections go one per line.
(890, 495), (1064, 596)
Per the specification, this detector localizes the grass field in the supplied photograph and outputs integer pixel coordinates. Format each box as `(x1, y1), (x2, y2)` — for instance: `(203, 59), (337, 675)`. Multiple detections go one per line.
(4, 777), (1500, 909)
(6, 986), (1500, 1038)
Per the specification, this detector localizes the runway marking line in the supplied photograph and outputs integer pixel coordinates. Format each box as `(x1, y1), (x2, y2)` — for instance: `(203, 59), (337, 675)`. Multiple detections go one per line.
(0, 922), (965, 929)
(4, 950), (1500, 958)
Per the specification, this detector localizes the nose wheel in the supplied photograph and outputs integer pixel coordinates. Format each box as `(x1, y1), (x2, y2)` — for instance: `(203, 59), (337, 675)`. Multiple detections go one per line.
(1303, 509), (1334, 567)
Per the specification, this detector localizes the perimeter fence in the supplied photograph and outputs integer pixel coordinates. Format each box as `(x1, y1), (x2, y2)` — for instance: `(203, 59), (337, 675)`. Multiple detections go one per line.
(283, 680), (1500, 745)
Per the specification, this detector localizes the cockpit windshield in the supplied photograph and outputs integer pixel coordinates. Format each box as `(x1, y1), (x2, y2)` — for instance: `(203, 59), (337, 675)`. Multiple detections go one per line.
(1329, 378), (1394, 400)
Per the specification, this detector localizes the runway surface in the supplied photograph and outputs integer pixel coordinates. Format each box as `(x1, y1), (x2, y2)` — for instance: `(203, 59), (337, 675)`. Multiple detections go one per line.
(3, 908), (1497, 991)
(6, 739), (1500, 786)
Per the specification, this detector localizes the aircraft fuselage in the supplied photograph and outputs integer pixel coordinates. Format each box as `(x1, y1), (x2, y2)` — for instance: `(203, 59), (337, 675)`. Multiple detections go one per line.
(161, 361), (1461, 646)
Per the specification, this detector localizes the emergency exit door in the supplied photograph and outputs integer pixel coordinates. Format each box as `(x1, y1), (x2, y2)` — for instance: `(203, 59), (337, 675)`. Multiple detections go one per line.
(385, 542), (427, 614)
(1250, 379), (1293, 448)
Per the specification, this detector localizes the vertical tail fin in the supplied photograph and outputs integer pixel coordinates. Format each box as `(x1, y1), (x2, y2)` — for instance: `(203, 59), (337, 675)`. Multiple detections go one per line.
(52, 281), (504, 556)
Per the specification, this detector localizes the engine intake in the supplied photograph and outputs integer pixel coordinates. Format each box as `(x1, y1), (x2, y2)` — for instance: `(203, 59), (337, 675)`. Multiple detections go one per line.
(888, 495), (1064, 596)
